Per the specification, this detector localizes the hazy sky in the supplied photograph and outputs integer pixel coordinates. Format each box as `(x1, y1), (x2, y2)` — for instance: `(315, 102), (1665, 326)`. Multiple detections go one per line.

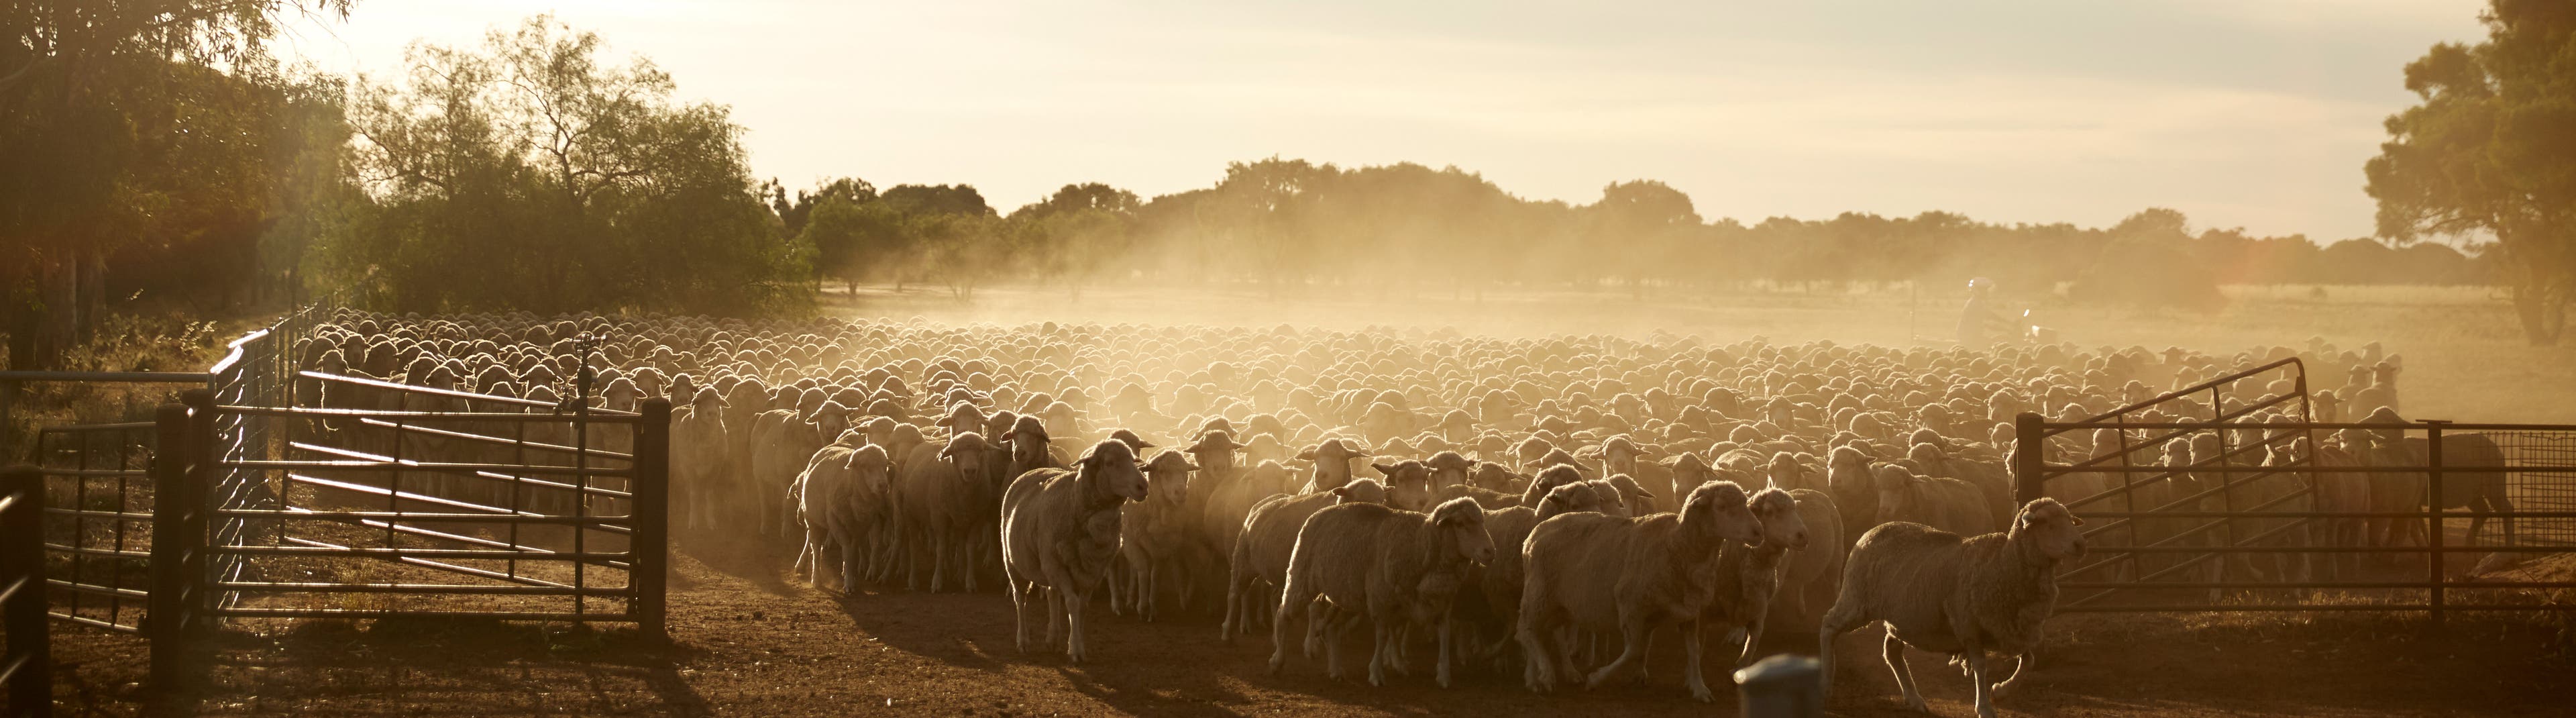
(276, 0), (2489, 241)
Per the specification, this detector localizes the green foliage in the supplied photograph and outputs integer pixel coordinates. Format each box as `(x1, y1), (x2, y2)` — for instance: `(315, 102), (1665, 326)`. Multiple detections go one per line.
(2367, 0), (2576, 344)
(331, 15), (806, 316)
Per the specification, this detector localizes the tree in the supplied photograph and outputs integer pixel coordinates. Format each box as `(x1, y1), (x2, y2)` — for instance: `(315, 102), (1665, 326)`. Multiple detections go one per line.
(3, 0), (353, 368)
(2367, 0), (2576, 345)
(798, 194), (900, 294)
(338, 15), (804, 315)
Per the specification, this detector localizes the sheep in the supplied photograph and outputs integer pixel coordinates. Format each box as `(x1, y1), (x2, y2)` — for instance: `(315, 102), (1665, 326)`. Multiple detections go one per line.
(895, 431), (1004, 592)
(1221, 478), (1391, 639)
(1699, 488), (1811, 671)
(1113, 450), (1200, 621)
(1000, 440), (1150, 662)
(1817, 499), (2089, 718)
(1464, 481), (1613, 668)
(793, 439), (892, 592)
(1825, 446), (1878, 548)
(1516, 480), (1764, 702)
(670, 387), (732, 532)
(1872, 464), (1996, 537)
(1772, 488), (1846, 628)
(750, 401), (851, 540)
(1268, 497), (1497, 687)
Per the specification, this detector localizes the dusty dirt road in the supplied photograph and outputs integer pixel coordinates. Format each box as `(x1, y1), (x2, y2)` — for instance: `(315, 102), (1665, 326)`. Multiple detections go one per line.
(43, 533), (2575, 717)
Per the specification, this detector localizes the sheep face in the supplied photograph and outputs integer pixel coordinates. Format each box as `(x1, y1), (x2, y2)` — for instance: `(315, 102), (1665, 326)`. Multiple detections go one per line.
(1870, 464), (1918, 527)
(1371, 460), (1436, 512)
(1424, 451), (1477, 487)
(1605, 474), (1655, 515)
(1748, 488), (1809, 550)
(2012, 498), (2087, 561)
(1680, 480), (1762, 546)
(1538, 481), (1605, 516)
(940, 433), (998, 484)
(1078, 440), (1150, 502)
(1142, 451), (1199, 504)
(1431, 497), (1497, 566)
(1332, 478), (1389, 505)
(848, 444), (893, 491)
(1468, 462), (1516, 491)
(1002, 415), (1052, 470)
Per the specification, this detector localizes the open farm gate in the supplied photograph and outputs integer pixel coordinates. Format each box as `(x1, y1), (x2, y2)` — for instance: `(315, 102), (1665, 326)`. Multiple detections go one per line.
(2012, 358), (2576, 619)
(0, 305), (671, 711)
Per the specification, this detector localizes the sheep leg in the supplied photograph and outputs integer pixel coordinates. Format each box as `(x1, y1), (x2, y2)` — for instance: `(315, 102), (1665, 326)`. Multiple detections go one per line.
(1303, 601), (1330, 658)
(1582, 615), (1652, 693)
(1220, 566), (1246, 641)
(1269, 576), (1318, 675)
(1436, 617), (1455, 689)
(1735, 613), (1771, 669)
(1066, 586), (1091, 663)
(1006, 575), (1032, 653)
(1679, 618), (1716, 702)
(1045, 586), (1067, 651)
(1515, 616), (1558, 693)
(1367, 618), (1391, 687)
(1966, 650), (1998, 718)
(1883, 633), (1927, 713)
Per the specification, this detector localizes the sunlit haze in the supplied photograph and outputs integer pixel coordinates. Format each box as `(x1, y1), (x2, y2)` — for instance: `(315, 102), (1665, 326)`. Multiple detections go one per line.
(275, 0), (2486, 240)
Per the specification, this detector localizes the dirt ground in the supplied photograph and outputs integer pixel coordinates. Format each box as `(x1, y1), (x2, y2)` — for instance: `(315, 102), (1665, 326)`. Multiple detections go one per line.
(42, 529), (2576, 717)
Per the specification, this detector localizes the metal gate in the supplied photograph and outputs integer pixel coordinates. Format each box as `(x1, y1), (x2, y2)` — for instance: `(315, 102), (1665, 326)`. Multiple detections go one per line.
(2013, 359), (2576, 619)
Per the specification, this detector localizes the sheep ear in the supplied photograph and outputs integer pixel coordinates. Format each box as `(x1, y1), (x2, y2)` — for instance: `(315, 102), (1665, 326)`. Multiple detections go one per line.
(1295, 448), (1318, 461)
(1331, 485), (1352, 498)
(1635, 489), (1656, 498)
(1372, 462), (1399, 476)
(2068, 514), (2085, 526)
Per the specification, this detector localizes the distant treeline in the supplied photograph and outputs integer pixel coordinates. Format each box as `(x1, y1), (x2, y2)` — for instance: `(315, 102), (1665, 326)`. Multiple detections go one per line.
(784, 159), (2490, 307)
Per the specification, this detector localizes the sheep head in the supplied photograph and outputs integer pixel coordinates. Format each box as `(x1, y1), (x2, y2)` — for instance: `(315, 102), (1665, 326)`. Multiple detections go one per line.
(2010, 497), (2086, 562)
(1000, 415), (1053, 471)
(1141, 450), (1198, 505)
(1870, 464), (1919, 526)
(1371, 460), (1435, 512)
(1605, 474), (1656, 515)
(846, 444), (894, 493)
(1076, 440), (1149, 503)
(1423, 451), (1477, 487)
(1536, 480), (1606, 519)
(1331, 478), (1389, 505)
(1430, 497), (1497, 567)
(1680, 480), (1762, 546)
(1748, 487), (1809, 550)
(939, 431), (998, 482)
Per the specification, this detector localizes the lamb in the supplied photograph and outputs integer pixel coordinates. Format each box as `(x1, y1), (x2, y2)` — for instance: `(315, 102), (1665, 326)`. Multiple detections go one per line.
(1268, 497), (1497, 687)
(1113, 450), (1200, 621)
(1872, 464), (1996, 537)
(1000, 440), (1150, 662)
(1516, 480), (1764, 702)
(1817, 499), (2089, 718)
(1221, 478), (1391, 639)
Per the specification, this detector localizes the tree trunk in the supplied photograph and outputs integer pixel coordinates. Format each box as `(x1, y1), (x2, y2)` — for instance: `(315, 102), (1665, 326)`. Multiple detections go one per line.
(2512, 282), (2565, 346)
(74, 248), (105, 346)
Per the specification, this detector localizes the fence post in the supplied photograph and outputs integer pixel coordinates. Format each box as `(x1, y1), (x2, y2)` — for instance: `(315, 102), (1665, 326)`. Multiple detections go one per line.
(2424, 421), (2446, 629)
(3, 464), (48, 718)
(180, 389), (217, 627)
(0, 379), (17, 464)
(146, 403), (193, 693)
(2013, 412), (2045, 506)
(632, 399), (672, 642)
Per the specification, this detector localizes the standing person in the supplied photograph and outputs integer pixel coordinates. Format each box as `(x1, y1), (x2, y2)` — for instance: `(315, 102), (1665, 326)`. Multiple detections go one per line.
(1957, 277), (2012, 348)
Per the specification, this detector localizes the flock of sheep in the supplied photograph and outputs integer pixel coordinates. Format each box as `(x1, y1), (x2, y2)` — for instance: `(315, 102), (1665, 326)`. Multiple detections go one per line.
(290, 311), (2430, 717)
